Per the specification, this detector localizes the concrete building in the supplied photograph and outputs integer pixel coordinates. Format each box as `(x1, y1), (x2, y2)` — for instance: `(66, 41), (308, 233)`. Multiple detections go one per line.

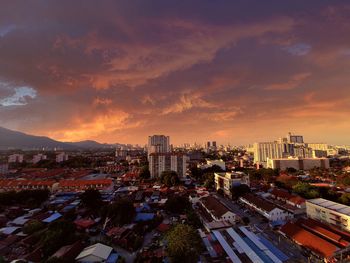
(306, 198), (350, 232)
(199, 196), (237, 224)
(147, 135), (170, 157)
(312, 149), (328, 158)
(240, 194), (293, 222)
(32, 153), (47, 164)
(293, 146), (313, 158)
(307, 143), (329, 151)
(214, 172), (249, 197)
(8, 154), (24, 163)
(287, 132), (304, 144)
(56, 152), (69, 163)
(148, 153), (188, 178)
(198, 159), (226, 171)
(253, 142), (283, 165)
(267, 157), (330, 170)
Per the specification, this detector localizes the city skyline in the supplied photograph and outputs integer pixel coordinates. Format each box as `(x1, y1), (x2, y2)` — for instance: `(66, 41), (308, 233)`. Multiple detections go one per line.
(1, 1), (350, 145)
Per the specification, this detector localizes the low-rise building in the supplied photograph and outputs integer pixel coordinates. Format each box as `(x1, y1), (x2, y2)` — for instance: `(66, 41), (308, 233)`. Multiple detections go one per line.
(198, 159), (226, 171)
(214, 172), (249, 197)
(306, 198), (350, 232)
(199, 196), (237, 224)
(239, 194), (292, 222)
(267, 157), (330, 170)
(32, 153), (47, 164)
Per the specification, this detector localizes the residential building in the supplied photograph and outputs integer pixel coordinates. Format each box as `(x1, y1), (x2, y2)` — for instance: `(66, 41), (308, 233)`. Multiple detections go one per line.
(148, 153), (188, 178)
(306, 198), (350, 232)
(239, 194), (292, 222)
(214, 172), (249, 197)
(293, 146), (313, 158)
(307, 143), (329, 151)
(253, 142), (283, 165)
(199, 196), (237, 224)
(147, 135), (170, 157)
(312, 150), (328, 158)
(32, 153), (47, 164)
(75, 243), (118, 262)
(8, 154), (24, 163)
(287, 132), (304, 144)
(267, 157), (330, 170)
(56, 152), (69, 163)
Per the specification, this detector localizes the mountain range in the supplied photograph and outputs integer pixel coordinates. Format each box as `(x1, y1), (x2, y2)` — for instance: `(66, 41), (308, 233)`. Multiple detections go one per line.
(0, 126), (118, 150)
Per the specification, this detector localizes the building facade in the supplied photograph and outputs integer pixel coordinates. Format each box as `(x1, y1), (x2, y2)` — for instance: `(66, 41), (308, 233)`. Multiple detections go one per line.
(253, 142), (284, 165)
(267, 157), (330, 170)
(306, 198), (350, 232)
(8, 154), (24, 163)
(147, 135), (170, 157)
(214, 172), (249, 197)
(149, 153), (188, 178)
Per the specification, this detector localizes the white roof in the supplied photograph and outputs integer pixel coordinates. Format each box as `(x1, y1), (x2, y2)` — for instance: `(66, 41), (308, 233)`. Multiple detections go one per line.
(76, 243), (113, 261)
(307, 198), (350, 216)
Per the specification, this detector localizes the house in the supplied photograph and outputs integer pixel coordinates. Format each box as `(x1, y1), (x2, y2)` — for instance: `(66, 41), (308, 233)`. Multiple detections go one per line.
(199, 196), (237, 224)
(75, 243), (118, 262)
(239, 194), (292, 223)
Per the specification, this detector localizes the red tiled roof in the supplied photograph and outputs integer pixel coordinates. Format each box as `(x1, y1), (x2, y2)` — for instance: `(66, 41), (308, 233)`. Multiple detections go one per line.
(59, 179), (112, 187)
(74, 219), (95, 229)
(241, 194), (277, 212)
(281, 222), (339, 258)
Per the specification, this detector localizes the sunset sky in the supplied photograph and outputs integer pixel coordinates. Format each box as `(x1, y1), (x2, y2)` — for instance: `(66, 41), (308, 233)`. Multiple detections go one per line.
(0, 1), (350, 145)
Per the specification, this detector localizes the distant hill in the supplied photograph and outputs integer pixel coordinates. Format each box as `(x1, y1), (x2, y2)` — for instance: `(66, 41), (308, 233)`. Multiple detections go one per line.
(0, 127), (116, 150)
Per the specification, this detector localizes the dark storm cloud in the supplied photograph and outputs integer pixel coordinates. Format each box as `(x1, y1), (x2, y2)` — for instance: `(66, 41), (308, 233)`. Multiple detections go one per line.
(0, 0), (350, 144)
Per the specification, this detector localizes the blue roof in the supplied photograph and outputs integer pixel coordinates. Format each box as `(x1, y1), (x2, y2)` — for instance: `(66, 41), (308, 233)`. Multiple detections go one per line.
(136, 203), (151, 212)
(106, 253), (119, 263)
(135, 213), (155, 222)
(43, 212), (62, 223)
(258, 235), (289, 261)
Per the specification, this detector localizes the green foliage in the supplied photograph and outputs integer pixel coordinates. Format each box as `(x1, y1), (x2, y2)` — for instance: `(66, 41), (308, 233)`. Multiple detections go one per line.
(165, 196), (191, 214)
(23, 220), (45, 235)
(160, 171), (180, 186)
(231, 184), (250, 200)
(80, 189), (102, 212)
(166, 224), (203, 263)
(292, 182), (322, 199)
(102, 199), (135, 226)
(339, 193), (350, 205)
(40, 220), (77, 258)
(139, 166), (151, 179)
(0, 189), (50, 208)
(242, 216), (250, 225)
(185, 209), (202, 228)
(250, 168), (279, 182)
(203, 173), (214, 189)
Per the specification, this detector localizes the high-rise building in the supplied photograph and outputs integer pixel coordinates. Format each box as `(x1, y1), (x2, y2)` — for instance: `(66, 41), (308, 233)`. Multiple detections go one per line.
(253, 142), (283, 165)
(8, 154), (24, 163)
(149, 153), (188, 179)
(56, 152), (69, 163)
(287, 132), (304, 144)
(148, 135), (170, 157)
(32, 153), (47, 164)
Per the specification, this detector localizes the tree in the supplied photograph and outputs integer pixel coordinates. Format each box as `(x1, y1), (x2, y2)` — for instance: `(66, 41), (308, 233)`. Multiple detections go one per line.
(23, 220), (45, 235)
(80, 189), (102, 212)
(293, 182), (320, 199)
(242, 217), (250, 225)
(339, 193), (350, 205)
(40, 220), (77, 258)
(139, 166), (151, 179)
(203, 173), (214, 189)
(166, 224), (203, 263)
(231, 184), (250, 200)
(160, 171), (180, 186)
(102, 199), (135, 226)
(165, 196), (191, 214)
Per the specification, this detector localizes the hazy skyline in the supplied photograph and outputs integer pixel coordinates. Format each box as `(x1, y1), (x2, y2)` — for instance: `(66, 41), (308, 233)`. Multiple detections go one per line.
(1, 1), (350, 145)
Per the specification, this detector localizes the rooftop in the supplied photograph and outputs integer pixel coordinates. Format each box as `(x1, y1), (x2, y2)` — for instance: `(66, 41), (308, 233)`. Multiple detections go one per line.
(307, 198), (350, 216)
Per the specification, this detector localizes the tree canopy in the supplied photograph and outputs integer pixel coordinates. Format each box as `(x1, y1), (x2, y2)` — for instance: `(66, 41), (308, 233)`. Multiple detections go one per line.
(165, 224), (203, 263)
(102, 199), (135, 226)
(80, 189), (103, 212)
(160, 171), (180, 186)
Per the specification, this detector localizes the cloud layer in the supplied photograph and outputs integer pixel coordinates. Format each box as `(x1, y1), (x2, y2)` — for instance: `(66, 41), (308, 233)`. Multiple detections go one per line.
(0, 1), (350, 145)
